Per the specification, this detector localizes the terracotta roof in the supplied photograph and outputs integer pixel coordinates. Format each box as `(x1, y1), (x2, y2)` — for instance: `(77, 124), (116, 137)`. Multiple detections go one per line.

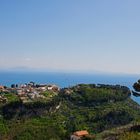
(74, 130), (89, 137)
(0, 86), (4, 89)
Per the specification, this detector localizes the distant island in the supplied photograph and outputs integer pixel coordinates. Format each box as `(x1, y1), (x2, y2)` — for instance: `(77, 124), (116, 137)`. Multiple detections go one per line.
(0, 82), (139, 140)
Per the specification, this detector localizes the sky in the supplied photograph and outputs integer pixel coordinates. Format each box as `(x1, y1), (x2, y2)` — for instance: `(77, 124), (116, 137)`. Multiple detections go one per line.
(0, 0), (140, 74)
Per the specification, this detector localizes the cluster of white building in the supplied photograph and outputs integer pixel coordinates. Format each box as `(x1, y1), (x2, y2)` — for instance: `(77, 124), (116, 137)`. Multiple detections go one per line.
(0, 82), (60, 104)
(15, 83), (60, 103)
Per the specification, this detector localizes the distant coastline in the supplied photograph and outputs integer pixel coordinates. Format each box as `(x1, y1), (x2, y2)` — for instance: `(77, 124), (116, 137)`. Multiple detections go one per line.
(0, 71), (140, 104)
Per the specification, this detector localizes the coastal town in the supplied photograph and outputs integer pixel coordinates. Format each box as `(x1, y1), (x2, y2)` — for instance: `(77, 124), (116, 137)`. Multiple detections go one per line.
(0, 82), (60, 103)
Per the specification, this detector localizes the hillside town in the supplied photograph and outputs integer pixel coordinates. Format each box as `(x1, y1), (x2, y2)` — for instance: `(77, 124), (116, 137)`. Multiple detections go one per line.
(0, 83), (97, 140)
(0, 82), (60, 103)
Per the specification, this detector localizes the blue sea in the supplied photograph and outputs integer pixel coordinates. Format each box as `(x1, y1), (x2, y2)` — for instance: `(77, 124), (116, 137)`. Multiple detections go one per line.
(0, 71), (140, 104)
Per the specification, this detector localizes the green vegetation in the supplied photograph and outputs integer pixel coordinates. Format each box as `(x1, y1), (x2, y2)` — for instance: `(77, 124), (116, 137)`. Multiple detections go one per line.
(0, 84), (139, 140)
(66, 84), (130, 106)
(119, 132), (140, 140)
(4, 93), (19, 103)
(41, 91), (58, 100)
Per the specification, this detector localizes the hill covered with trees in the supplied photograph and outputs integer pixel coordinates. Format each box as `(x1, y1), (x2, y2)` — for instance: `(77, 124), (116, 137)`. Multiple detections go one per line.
(0, 84), (140, 140)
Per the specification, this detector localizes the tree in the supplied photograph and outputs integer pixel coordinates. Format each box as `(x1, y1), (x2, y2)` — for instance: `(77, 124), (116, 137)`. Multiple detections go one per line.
(132, 80), (140, 96)
(11, 84), (16, 88)
(133, 80), (140, 92)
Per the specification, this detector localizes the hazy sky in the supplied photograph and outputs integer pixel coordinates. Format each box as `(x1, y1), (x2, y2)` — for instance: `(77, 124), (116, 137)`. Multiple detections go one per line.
(0, 0), (140, 74)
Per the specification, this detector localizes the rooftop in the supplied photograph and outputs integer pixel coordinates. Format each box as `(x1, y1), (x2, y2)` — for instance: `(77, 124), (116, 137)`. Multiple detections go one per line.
(74, 130), (89, 137)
